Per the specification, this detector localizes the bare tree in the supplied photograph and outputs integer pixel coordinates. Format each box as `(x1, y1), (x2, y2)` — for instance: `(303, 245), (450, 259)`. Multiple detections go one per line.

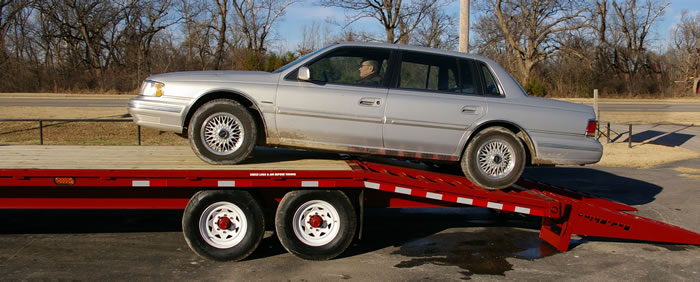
(609, 0), (669, 77)
(476, 0), (588, 85)
(211, 0), (230, 69)
(1, 0), (32, 61)
(414, 5), (457, 49)
(121, 0), (179, 84)
(180, 0), (213, 70)
(670, 10), (700, 92)
(231, 0), (297, 52)
(318, 0), (439, 44)
(40, 1), (133, 73)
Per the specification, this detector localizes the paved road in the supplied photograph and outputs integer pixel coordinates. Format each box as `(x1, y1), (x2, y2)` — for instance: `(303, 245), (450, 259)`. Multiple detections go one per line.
(585, 103), (700, 112)
(0, 154), (698, 280)
(2, 97), (700, 112)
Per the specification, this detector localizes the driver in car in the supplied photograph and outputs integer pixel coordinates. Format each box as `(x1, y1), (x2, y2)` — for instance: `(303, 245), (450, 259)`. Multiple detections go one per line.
(357, 59), (382, 86)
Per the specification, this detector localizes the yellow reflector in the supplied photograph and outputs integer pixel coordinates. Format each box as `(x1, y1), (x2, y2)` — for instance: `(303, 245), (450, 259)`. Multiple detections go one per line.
(54, 177), (75, 185)
(155, 83), (163, 97)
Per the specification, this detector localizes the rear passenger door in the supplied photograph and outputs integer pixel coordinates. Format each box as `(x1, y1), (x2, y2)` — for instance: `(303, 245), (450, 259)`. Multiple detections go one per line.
(383, 51), (486, 159)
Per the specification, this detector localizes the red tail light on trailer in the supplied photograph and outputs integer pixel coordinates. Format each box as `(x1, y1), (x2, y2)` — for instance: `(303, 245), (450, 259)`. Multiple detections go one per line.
(54, 177), (75, 185)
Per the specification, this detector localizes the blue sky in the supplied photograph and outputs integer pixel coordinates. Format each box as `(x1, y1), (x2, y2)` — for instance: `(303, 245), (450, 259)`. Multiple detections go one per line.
(273, 0), (700, 52)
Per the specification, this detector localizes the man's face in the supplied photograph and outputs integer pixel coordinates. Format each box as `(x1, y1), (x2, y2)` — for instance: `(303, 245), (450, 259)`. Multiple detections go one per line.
(359, 61), (375, 78)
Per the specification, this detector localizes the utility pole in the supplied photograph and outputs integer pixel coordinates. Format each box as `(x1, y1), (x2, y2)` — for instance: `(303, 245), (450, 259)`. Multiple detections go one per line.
(459, 0), (470, 53)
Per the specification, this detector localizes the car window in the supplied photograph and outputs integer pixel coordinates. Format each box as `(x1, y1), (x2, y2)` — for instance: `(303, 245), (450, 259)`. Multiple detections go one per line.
(306, 48), (390, 87)
(480, 63), (502, 96)
(399, 51), (467, 94)
(459, 59), (477, 95)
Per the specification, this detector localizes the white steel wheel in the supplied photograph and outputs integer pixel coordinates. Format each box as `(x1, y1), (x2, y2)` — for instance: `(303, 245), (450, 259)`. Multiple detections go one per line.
(199, 201), (248, 249)
(292, 200), (341, 247)
(182, 190), (264, 262)
(275, 190), (357, 260)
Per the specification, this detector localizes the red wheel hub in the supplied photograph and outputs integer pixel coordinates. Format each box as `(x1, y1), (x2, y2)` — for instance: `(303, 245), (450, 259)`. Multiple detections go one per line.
(308, 214), (323, 228)
(217, 217), (232, 230)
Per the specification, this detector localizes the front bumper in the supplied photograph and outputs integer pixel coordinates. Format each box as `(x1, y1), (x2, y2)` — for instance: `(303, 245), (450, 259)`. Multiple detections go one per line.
(127, 96), (190, 133)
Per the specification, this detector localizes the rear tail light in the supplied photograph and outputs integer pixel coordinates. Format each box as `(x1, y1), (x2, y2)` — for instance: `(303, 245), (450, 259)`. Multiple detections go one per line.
(586, 120), (597, 137)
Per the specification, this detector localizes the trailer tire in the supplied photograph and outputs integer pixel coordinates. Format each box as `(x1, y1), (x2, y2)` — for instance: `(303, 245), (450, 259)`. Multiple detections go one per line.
(461, 126), (525, 190)
(275, 190), (356, 260)
(182, 190), (264, 262)
(188, 99), (257, 164)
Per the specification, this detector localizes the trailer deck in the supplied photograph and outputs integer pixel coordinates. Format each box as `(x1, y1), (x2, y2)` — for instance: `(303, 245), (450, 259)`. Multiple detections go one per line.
(0, 145), (699, 260)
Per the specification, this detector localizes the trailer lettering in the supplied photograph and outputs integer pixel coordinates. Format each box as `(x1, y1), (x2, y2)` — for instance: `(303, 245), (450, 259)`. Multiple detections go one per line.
(579, 213), (631, 231)
(250, 173), (297, 177)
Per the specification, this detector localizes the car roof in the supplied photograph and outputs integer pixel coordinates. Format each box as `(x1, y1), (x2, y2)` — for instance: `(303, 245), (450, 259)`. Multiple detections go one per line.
(333, 41), (491, 62)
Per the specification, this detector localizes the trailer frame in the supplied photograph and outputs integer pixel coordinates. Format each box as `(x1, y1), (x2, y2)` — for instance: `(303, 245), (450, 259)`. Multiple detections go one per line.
(1, 159), (699, 260)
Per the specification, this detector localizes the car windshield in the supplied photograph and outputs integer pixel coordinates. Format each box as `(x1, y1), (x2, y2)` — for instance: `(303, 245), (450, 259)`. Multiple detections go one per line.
(273, 44), (334, 73)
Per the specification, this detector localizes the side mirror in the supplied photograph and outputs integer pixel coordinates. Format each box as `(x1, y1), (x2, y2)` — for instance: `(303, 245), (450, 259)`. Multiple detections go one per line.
(297, 66), (311, 81)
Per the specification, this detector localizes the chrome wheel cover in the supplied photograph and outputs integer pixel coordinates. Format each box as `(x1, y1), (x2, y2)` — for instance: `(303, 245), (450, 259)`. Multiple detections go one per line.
(199, 201), (248, 249)
(476, 138), (516, 179)
(292, 200), (341, 247)
(201, 113), (244, 156)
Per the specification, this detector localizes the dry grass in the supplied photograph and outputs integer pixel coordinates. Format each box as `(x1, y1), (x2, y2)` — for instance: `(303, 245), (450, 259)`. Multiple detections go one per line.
(0, 106), (187, 146)
(0, 121), (188, 146)
(596, 143), (700, 169)
(599, 112), (700, 126)
(0, 106), (130, 119)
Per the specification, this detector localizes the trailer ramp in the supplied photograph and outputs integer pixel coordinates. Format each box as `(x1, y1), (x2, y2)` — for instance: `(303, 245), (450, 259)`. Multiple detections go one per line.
(353, 161), (700, 251)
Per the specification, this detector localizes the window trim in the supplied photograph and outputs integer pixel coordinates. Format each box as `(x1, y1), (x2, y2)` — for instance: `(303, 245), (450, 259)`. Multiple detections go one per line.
(392, 50), (484, 97)
(476, 62), (506, 97)
(284, 46), (395, 89)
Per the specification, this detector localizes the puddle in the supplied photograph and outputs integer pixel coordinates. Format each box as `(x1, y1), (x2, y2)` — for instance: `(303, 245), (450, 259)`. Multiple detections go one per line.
(392, 227), (558, 279)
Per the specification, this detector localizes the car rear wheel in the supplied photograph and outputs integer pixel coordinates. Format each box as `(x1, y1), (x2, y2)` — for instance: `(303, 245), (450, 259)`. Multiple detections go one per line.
(461, 127), (525, 190)
(188, 99), (257, 164)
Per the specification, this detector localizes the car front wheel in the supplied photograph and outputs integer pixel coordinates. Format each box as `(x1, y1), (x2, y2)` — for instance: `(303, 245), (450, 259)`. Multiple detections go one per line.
(188, 99), (257, 164)
(461, 127), (525, 190)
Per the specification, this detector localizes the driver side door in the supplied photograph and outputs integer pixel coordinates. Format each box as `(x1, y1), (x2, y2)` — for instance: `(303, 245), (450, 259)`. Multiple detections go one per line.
(275, 47), (393, 152)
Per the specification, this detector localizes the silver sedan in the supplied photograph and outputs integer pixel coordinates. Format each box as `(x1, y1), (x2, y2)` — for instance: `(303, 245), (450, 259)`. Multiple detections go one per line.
(128, 42), (602, 189)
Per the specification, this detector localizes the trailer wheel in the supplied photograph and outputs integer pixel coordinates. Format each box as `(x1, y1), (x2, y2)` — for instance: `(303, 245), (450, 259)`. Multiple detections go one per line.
(461, 126), (525, 190)
(188, 99), (257, 164)
(275, 190), (356, 260)
(182, 190), (264, 262)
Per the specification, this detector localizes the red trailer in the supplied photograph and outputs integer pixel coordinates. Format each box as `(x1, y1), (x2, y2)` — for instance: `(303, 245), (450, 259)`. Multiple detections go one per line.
(1, 148), (699, 261)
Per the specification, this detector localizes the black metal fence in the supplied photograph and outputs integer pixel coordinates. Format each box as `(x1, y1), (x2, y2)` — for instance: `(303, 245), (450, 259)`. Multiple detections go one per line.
(0, 118), (141, 145)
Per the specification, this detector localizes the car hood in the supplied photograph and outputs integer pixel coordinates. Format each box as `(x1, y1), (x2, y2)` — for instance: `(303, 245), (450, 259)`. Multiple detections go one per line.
(147, 71), (279, 84)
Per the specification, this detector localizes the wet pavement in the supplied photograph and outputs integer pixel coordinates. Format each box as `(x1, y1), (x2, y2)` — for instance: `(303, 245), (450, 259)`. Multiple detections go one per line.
(0, 160), (699, 280)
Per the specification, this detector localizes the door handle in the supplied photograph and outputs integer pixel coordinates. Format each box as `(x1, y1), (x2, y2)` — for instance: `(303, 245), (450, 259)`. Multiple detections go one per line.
(462, 105), (481, 114)
(359, 98), (381, 106)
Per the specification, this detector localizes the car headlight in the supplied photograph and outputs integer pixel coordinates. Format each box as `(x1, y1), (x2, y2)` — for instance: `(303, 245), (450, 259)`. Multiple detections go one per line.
(140, 80), (165, 97)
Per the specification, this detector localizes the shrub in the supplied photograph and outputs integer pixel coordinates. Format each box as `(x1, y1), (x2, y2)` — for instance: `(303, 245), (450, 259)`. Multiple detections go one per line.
(524, 79), (548, 97)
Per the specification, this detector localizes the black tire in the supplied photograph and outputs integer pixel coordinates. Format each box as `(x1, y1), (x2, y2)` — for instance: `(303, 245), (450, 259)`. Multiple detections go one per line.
(461, 127), (526, 190)
(275, 190), (357, 260)
(188, 99), (257, 164)
(182, 190), (265, 262)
